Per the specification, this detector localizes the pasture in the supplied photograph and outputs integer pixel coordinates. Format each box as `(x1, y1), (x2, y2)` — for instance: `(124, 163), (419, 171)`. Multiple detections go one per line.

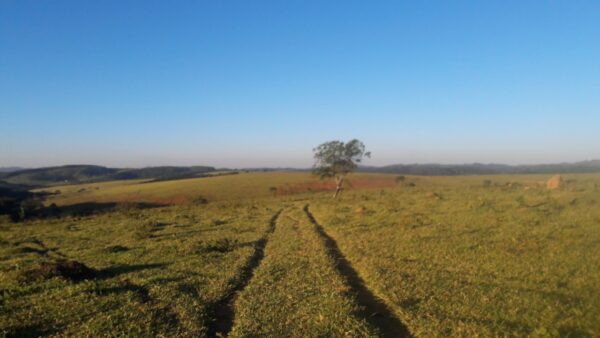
(34, 172), (397, 206)
(1, 172), (599, 337)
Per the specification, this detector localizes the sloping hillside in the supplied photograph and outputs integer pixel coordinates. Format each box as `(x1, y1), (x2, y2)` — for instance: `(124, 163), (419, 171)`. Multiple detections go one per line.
(0, 165), (215, 186)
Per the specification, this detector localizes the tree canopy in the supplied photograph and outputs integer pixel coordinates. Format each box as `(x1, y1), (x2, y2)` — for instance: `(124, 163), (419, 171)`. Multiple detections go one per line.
(312, 139), (370, 197)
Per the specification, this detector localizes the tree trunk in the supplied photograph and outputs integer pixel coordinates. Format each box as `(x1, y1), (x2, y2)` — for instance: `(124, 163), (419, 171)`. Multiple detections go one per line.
(333, 176), (344, 198)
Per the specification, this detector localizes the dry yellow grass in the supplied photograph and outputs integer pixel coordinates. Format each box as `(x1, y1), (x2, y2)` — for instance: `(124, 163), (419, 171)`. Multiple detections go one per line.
(36, 172), (398, 206)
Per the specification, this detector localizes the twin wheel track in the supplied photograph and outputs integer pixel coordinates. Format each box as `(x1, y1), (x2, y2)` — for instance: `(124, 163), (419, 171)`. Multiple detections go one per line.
(207, 205), (411, 338)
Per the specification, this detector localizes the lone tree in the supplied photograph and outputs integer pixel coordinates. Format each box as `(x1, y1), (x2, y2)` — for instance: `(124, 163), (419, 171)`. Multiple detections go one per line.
(313, 139), (370, 198)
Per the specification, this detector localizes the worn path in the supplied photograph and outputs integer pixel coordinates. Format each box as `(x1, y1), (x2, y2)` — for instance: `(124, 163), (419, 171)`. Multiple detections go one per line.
(209, 204), (411, 337)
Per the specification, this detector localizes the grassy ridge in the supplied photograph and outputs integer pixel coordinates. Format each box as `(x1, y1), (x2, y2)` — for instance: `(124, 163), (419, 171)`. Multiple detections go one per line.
(311, 174), (600, 336)
(1, 165), (216, 187)
(230, 206), (377, 337)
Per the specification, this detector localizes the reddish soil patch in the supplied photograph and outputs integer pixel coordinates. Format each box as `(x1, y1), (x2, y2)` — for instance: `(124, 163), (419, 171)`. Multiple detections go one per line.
(547, 175), (562, 190)
(277, 177), (396, 195)
(277, 181), (336, 195)
(346, 177), (397, 189)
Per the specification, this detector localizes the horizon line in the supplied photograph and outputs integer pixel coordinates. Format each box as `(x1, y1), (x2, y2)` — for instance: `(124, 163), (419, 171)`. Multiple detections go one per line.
(3, 159), (600, 171)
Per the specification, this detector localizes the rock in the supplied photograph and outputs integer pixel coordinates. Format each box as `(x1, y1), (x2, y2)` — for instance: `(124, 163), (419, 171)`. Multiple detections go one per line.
(546, 175), (562, 190)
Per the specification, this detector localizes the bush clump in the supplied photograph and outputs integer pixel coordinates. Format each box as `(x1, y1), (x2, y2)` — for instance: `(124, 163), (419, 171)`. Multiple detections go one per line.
(191, 196), (208, 205)
(19, 259), (98, 283)
(105, 245), (129, 253)
(212, 219), (227, 226)
(196, 238), (238, 254)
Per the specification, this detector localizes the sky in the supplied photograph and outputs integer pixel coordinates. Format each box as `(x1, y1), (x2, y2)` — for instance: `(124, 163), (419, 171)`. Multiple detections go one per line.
(1, 1), (599, 168)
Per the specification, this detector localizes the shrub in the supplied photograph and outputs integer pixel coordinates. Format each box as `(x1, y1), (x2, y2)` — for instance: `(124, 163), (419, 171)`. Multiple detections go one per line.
(196, 238), (238, 254)
(105, 245), (129, 253)
(191, 196), (208, 205)
(19, 259), (98, 283)
(212, 219), (227, 226)
(17, 198), (44, 221)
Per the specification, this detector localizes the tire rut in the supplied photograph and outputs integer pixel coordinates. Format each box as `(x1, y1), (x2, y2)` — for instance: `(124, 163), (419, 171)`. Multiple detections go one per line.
(303, 204), (412, 338)
(207, 209), (283, 337)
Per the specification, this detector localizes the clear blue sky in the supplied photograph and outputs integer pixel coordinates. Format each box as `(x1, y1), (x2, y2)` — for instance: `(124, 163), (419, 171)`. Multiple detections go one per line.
(1, 1), (599, 168)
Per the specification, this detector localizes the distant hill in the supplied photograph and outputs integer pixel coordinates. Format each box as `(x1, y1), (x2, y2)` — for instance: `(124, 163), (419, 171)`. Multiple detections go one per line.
(0, 165), (216, 187)
(2, 160), (600, 186)
(360, 160), (600, 175)
(0, 167), (25, 173)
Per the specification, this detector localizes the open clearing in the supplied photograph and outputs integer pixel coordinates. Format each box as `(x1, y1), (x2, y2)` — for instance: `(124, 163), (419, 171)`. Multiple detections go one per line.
(2, 172), (599, 337)
(35, 172), (397, 206)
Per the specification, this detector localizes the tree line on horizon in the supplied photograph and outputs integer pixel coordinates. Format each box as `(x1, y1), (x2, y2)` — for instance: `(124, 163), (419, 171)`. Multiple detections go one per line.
(2, 159), (600, 188)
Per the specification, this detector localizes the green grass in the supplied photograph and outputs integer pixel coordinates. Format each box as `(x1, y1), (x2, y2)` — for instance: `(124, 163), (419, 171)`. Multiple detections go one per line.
(230, 206), (376, 337)
(310, 174), (600, 337)
(0, 200), (281, 336)
(3, 172), (600, 337)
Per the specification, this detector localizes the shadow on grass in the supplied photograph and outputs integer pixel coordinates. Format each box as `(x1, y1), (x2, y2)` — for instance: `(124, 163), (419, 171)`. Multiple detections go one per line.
(11, 201), (167, 222)
(101, 263), (168, 278)
(96, 280), (152, 303)
(304, 204), (412, 338)
(57, 202), (165, 217)
(93, 264), (172, 303)
(4, 324), (53, 338)
(207, 209), (283, 338)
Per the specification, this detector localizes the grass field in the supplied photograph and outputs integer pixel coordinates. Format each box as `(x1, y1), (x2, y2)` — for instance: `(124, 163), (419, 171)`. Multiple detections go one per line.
(2, 172), (600, 337)
(35, 172), (397, 206)
(311, 174), (600, 337)
(0, 200), (282, 336)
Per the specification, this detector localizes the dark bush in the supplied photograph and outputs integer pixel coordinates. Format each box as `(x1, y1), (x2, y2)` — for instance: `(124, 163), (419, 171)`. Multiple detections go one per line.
(196, 238), (238, 254)
(212, 219), (227, 226)
(20, 259), (98, 283)
(191, 196), (208, 205)
(106, 245), (129, 253)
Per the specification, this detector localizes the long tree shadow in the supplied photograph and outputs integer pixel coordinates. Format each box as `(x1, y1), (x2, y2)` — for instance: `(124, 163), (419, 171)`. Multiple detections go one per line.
(95, 280), (152, 303)
(58, 202), (165, 216)
(12, 201), (166, 222)
(93, 264), (172, 306)
(207, 209), (283, 338)
(304, 204), (412, 338)
(101, 263), (168, 278)
(3, 324), (54, 338)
